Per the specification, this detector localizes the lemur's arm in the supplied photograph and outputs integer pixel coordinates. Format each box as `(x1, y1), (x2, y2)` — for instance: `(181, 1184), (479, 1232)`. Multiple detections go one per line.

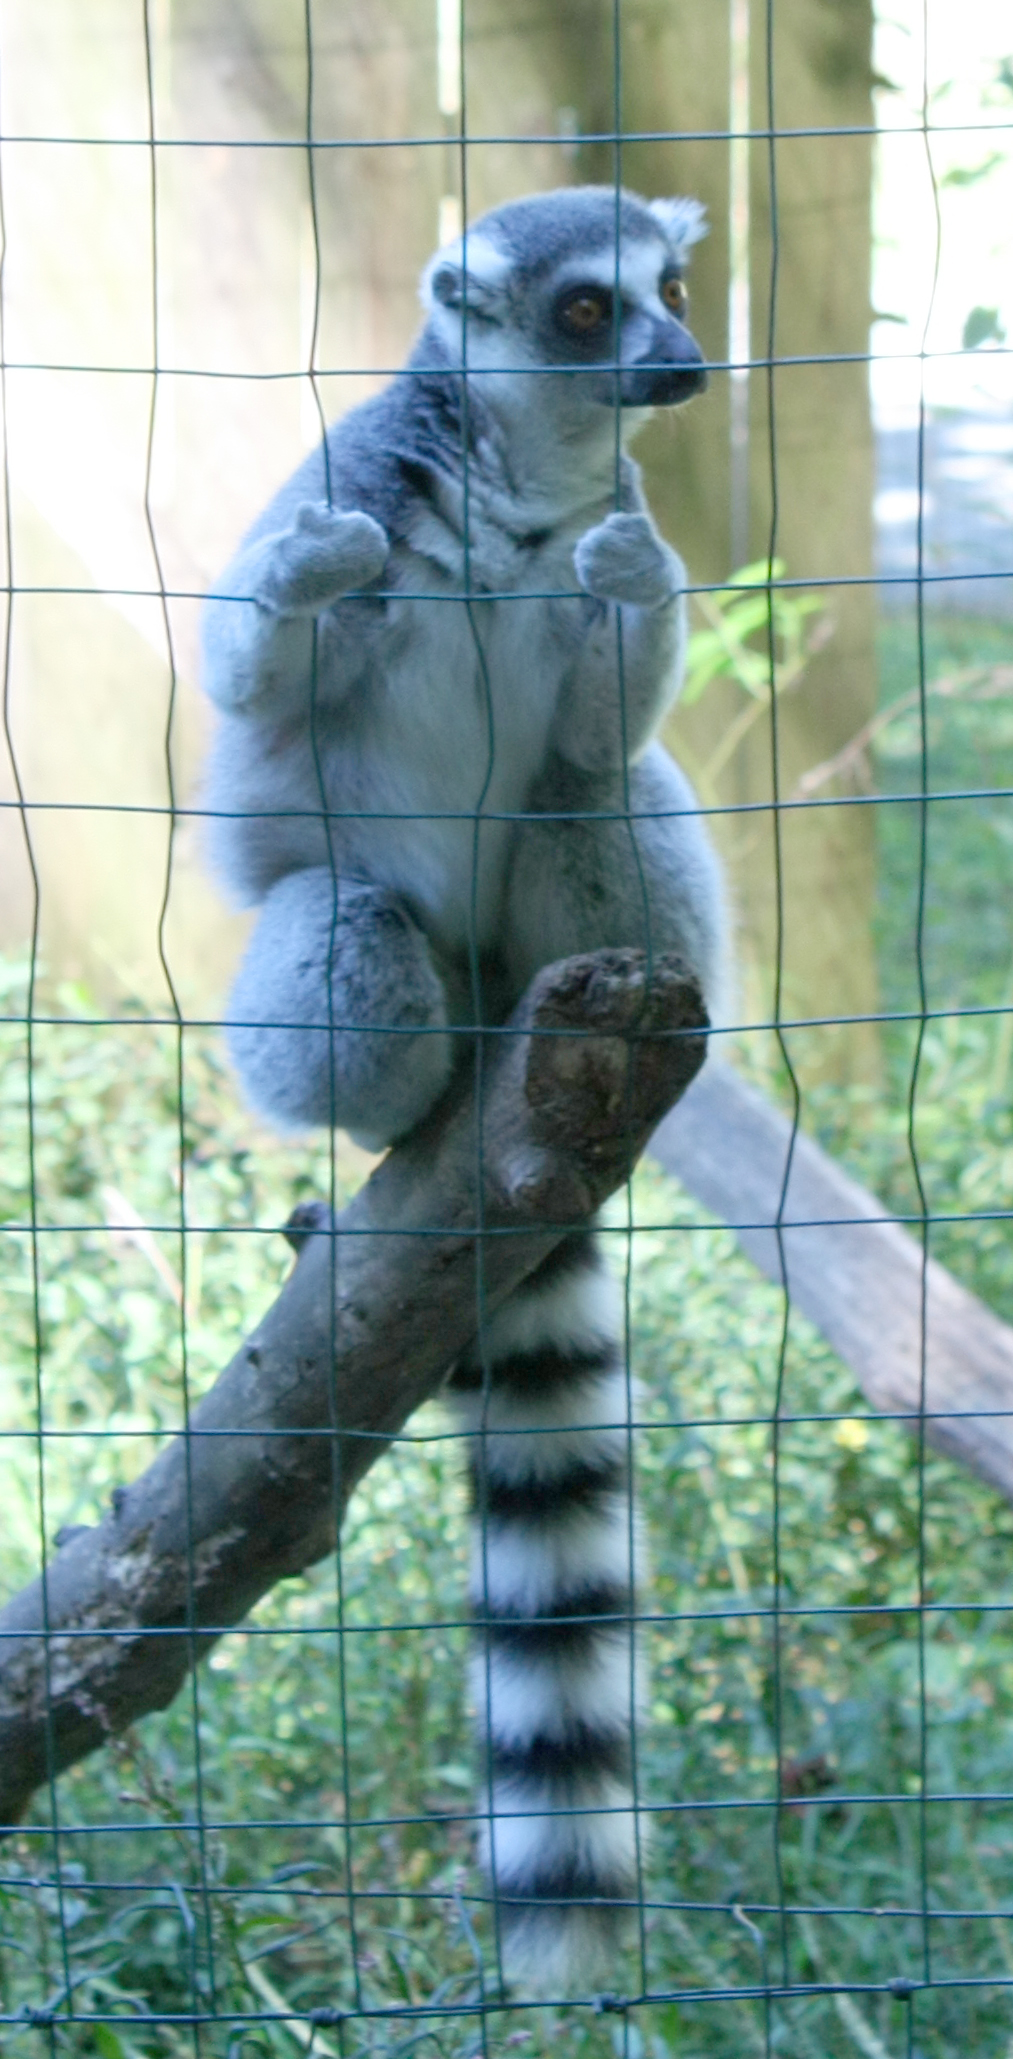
(550, 512), (687, 770)
(201, 504), (389, 714)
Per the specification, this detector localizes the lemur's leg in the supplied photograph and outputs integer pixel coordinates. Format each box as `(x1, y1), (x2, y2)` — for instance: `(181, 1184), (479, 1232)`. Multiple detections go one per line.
(503, 742), (725, 1013)
(225, 868), (453, 1148)
(445, 1230), (643, 1992)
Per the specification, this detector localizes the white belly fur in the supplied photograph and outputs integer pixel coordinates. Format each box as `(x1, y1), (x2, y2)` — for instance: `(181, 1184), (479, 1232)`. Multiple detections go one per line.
(211, 509), (600, 948)
(327, 592), (565, 954)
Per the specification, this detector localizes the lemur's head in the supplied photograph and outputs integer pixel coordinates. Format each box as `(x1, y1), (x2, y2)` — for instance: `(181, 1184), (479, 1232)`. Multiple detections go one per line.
(420, 185), (707, 422)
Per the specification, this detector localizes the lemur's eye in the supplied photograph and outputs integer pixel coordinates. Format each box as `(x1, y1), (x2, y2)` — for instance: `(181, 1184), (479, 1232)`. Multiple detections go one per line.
(558, 289), (612, 334)
(660, 274), (688, 318)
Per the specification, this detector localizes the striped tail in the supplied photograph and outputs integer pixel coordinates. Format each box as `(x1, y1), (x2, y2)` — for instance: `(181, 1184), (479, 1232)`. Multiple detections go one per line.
(446, 1229), (646, 1994)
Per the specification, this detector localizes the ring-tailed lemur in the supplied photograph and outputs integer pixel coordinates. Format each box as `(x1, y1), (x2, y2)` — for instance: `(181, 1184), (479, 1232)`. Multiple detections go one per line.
(202, 185), (724, 1993)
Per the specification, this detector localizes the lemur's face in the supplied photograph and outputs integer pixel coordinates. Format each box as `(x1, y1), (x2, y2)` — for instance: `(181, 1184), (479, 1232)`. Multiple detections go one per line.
(533, 240), (706, 409)
(422, 187), (708, 418)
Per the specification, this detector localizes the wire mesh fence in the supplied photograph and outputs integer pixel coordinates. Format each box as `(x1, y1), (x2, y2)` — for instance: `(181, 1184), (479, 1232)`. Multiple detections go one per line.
(2, 0), (1013, 2052)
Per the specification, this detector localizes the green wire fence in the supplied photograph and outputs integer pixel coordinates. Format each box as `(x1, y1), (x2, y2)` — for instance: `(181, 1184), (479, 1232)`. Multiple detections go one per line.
(2, 2), (1013, 2054)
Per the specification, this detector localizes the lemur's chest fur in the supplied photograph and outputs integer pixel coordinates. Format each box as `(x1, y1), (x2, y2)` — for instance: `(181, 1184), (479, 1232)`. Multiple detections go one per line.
(232, 496), (613, 955)
(341, 509), (599, 949)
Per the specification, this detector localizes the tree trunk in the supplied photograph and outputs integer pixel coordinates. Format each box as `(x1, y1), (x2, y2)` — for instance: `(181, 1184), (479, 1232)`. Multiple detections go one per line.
(738, 0), (880, 1085)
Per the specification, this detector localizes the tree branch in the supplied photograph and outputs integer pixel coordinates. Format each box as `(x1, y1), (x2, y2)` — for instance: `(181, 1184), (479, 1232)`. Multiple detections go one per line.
(654, 1059), (1013, 1502)
(0, 948), (707, 1831)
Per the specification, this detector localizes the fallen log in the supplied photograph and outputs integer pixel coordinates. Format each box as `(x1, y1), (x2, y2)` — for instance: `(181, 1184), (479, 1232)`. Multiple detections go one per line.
(653, 1059), (1013, 1502)
(0, 948), (707, 1830)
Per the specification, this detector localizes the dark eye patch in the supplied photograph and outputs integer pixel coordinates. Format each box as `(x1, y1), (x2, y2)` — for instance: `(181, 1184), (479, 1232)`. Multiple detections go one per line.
(555, 286), (614, 337)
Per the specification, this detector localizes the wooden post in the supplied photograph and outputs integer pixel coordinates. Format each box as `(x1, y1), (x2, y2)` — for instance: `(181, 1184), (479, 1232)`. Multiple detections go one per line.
(737, 0), (880, 1085)
(622, 0), (880, 1088)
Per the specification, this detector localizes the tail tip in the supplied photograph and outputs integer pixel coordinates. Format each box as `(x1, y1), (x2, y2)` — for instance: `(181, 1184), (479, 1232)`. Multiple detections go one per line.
(499, 1902), (633, 2000)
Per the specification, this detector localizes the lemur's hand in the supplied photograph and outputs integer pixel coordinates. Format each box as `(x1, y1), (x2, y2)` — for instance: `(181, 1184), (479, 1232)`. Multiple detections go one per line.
(574, 512), (684, 613)
(257, 506), (390, 616)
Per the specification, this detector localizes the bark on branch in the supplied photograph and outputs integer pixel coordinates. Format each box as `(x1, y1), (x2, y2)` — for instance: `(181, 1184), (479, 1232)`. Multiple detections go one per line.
(0, 948), (707, 1831)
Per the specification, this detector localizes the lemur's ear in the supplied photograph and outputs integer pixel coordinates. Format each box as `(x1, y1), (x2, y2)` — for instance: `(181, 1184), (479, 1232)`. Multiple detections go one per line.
(420, 233), (510, 322)
(648, 196), (708, 264)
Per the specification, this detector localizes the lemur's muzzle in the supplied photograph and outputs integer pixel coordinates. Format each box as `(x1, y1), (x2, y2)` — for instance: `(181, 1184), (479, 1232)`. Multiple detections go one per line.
(620, 319), (708, 407)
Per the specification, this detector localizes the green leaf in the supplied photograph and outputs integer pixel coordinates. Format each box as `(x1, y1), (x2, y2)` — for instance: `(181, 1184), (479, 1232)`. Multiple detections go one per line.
(432, 1761), (472, 1788)
(92, 2028), (129, 2059)
(943, 153), (1003, 188)
(963, 305), (1007, 350)
(727, 556), (786, 588)
(718, 594), (778, 640)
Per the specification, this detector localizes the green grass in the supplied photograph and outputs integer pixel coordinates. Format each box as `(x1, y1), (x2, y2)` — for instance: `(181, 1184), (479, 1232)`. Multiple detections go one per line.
(3, 611), (1013, 2054)
(873, 611), (1013, 1024)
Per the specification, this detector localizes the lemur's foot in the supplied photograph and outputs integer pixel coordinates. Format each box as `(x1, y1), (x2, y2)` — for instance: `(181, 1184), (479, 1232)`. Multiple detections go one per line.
(574, 512), (684, 612)
(258, 506), (389, 616)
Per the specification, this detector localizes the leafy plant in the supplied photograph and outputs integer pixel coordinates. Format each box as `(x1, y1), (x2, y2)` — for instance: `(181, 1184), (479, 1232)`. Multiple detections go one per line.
(962, 304), (1007, 349)
(680, 559), (833, 802)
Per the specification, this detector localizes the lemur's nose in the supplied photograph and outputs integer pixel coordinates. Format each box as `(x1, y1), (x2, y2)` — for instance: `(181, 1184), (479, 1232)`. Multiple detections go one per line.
(638, 318), (708, 402)
(653, 316), (705, 368)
